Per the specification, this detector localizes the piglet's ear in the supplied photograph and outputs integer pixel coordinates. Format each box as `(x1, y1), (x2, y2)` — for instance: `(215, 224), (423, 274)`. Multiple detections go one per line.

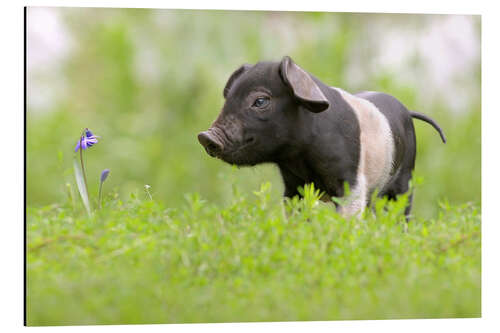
(223, 64), (252, 98)
(280, 56), (329, 113)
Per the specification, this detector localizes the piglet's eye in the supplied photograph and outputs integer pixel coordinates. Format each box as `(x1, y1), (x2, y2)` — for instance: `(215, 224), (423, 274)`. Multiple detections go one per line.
(252, 97), (270, 108)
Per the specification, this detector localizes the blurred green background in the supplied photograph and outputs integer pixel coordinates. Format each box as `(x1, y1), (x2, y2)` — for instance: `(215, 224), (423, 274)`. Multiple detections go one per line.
(27, 8), (480, 218)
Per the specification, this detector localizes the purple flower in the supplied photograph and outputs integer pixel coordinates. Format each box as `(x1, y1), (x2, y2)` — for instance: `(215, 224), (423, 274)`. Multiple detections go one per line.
(100, 169), (110, 183)
(75, 128), (99, 152)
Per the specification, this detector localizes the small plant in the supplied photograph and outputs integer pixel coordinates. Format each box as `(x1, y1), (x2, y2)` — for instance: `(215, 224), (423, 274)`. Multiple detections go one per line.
(73, 128), (110, 215)
(253, 182), (272, 210)
(144, 185), (153, 200)
(98, 169), (110, 209)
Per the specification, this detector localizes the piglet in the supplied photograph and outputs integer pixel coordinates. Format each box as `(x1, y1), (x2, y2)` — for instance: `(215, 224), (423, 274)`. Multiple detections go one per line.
(198, 56), (446, 218)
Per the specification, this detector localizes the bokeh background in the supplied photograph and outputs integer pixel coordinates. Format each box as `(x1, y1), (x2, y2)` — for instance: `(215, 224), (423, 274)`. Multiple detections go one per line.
(27, 8), (481, 218)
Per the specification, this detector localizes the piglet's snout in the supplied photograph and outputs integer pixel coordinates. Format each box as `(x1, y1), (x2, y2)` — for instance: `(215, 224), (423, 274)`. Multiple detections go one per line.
(198, 130), (223, 157)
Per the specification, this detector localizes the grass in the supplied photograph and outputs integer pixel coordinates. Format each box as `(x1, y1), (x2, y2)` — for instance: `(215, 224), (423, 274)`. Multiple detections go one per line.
(26, 183), (481, 325)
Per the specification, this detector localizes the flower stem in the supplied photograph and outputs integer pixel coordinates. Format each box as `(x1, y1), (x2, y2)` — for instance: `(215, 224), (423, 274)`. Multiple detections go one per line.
(144, 185), (153, 200)
(79, 136), (89, 198)
(98, 181), (103, 209)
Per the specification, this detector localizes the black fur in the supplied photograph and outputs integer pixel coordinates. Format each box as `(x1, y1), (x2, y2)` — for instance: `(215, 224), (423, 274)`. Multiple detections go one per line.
(199, 58), (361, 201)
